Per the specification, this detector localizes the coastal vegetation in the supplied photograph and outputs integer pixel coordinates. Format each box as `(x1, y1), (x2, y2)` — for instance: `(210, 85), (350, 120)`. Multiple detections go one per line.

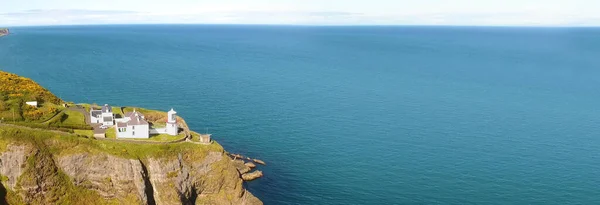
(0, 70), (62, 105)
(0, 126), (223, 161)
(0, 70), (92, 131)
(45, 109), (89, 129)
(105, 127), (117, 139)
(0, 70), (64, 123)
(143, 133), (186, 142)
(73, 129), (94, 137)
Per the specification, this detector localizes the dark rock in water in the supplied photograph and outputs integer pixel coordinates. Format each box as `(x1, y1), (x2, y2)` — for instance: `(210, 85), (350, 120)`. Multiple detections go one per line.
(242, 171), (263, 181)
(245, 162), (257, 168)
(253, 159), (266, 165)
(233, 159), (251, 174)
(230, 153), (244, 159)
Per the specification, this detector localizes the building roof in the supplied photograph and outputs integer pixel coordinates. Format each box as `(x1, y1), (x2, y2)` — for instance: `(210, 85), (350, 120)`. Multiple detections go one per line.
(102, 104), (112, 113)
(124, 110), (144, 118)
(127, 115), (148, 126)
(91, 110), (102, 118)
(117, 122), (127, 128)
(124, 111), (148, 126)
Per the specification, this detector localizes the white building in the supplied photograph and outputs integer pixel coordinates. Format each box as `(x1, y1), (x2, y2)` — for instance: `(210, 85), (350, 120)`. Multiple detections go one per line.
(101, 104), (114, 126)
(26, 101), (38, 107)
(90, 104), (114, 126)
(166, 108), (178, 135)
(115, 110), (150, 138)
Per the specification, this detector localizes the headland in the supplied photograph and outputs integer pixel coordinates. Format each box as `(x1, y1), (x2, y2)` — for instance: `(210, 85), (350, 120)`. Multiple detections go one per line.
(0, 70), (263, 204)
(0, 28), (8, 37)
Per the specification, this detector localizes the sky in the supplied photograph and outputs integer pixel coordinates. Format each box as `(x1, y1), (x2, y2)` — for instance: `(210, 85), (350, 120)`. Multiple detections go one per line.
(1, 0), (599, 26)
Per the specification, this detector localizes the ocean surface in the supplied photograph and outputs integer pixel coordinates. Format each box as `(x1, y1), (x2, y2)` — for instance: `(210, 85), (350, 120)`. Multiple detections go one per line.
(1, 25), (600, 204)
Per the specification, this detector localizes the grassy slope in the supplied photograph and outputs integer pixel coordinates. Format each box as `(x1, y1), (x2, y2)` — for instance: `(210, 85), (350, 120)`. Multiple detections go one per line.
(0, 70), (63, 122)
(73, 129), (94, 137)
(105, 127), (116, 139)
(0, 70), (93, 132)
(112, 106), (123, 118)
(143, 133), (186, 142)
(61, 110), (86, 125)
(0, 70), (61, 104)
(42, 109), (91, 130)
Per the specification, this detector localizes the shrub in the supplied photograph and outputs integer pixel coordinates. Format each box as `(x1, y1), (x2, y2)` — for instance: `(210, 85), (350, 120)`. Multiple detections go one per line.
(0, 71), (62, 104)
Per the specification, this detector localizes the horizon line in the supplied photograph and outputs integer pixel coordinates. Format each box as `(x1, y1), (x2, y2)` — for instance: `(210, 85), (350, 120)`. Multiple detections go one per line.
(4, 23), (600, 29)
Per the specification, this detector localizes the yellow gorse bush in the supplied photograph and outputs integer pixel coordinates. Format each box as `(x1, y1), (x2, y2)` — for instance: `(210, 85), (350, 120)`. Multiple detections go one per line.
(0, 70), (62, 104)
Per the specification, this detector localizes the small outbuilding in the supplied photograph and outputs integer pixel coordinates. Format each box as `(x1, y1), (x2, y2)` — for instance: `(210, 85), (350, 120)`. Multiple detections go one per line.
(199, 134), (211, 144)
(25, 101), (38, 107)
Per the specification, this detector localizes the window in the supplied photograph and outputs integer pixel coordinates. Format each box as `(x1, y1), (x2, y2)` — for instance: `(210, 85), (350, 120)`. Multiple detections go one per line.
(133, 131), (135, 136)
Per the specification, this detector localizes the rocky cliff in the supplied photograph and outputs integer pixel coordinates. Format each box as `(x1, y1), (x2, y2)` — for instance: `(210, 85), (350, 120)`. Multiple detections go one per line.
(0, 126), (262, 204)
(0, 29), (8, 37)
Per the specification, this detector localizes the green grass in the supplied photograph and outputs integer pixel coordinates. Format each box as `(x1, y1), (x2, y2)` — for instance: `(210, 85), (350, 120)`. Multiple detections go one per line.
(122, 107), (158, 113)
(73, 129), (94, 137)
(138, 133), (186, 142)
(0, 107), (23, 121)
(105, 127), (116, 139)
(78, 103), (91, 112)
(150, 122), (166, 128)
(112, 106), (123, 118)
(0, 70), (64, 123)
(46, 109), (86, 127)
(40, 109), (91, 130)
(27, 103), (64, 123)
(190, 131), (201, 142)
(43, 110), (64, 124)
(62, 110), (85, 125)
(0, 125), (224, 160)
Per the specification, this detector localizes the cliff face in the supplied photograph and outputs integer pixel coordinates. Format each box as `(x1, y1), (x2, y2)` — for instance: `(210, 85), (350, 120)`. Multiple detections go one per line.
(0, 29), (8, 36)
(0, 126), (262, 204)
(57, 154), (150, 203)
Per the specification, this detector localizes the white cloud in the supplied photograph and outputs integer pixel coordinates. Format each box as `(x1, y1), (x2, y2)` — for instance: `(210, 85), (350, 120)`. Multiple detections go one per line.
(1, 9), (599, 26)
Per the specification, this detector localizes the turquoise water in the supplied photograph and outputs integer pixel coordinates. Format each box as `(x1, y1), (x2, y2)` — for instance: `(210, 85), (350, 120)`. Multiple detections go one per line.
(2, 25), (600, 204)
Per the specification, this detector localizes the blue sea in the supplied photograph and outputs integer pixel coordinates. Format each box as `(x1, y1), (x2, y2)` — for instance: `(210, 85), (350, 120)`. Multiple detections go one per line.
(1, 25), (600, 204)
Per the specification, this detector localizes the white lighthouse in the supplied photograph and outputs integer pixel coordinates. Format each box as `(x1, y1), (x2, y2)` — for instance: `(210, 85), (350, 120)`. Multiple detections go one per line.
(166, 108), (178, 136)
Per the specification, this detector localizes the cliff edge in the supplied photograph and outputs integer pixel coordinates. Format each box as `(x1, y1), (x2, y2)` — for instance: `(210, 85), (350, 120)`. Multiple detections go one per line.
(0, 126), (262, 204)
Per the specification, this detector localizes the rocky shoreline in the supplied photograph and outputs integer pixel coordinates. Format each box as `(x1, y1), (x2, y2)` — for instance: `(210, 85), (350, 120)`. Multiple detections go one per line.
(229, 153), (266, 181)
